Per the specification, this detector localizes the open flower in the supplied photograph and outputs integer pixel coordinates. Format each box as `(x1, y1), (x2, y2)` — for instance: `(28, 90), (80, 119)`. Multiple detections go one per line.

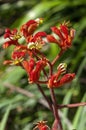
(3, 51), (25, 66)
(27, 32), (47, 50)
(48, 73), (75, 88)
(48, 63), (75, 88)
(22, 58), (47, 83)
(22, 58), (35, 76)
(20, 18), (44, 38)
(3, 28), (21, 48)
(33, 121), (50, 130)
(47, 22), (75, 50)
(3, 40), (19, 49)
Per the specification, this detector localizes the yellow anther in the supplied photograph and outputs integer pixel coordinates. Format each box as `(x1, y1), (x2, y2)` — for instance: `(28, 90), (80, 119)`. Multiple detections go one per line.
(27, 42), (44, 50)
(27, 42), (36, 49)
(13, 32), (21, 40)
(11, 58), (24, 65)
(35, 18), (44, 24)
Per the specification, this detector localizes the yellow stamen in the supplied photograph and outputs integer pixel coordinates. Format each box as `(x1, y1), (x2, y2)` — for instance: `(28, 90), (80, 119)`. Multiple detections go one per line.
(11, 58), (24, 65)
(13, 32), (21, 40)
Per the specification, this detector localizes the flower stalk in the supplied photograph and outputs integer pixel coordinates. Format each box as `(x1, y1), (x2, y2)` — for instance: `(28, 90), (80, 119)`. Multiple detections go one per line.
(50, 88), (63, 130)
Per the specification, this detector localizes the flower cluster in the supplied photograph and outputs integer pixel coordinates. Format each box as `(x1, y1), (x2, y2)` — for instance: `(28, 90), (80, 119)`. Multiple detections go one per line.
(3, 18), (76, 130)
(3, 18), (75, 88)
(47, 21), (75, 50)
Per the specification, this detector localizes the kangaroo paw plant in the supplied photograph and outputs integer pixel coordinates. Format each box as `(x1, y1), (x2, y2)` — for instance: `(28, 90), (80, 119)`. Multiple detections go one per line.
(3, 18), (86, 130)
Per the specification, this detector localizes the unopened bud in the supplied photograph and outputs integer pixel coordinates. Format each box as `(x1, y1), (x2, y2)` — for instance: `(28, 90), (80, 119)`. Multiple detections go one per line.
(70, 29), (76, 39)
(57, 63), (67, 74)
(27, 42), (35, 49)
(35, 18), (44, 24)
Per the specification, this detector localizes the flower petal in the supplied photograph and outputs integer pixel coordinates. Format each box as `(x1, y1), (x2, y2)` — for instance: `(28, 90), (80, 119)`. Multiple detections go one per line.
(51, 27), (64, 40)
(33, 32), (47, 41)
(47, 35), (58, 43)
(60, 24), (68, 36)
(58, 73), (75, 86)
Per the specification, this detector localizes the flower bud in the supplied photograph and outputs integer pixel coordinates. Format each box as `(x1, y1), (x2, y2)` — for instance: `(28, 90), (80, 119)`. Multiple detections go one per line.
(57, 63), (67, 74)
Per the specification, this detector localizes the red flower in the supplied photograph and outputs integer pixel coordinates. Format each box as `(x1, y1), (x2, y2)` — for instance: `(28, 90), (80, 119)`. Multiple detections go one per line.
(26, 32), (46, 42)
(20, 20), (37, 37)
(48, 73), (75, 88)
(48, 63), (75, 88)
(11, 51), (26, 59)
(22, 58), (35, 75)
(56, 73), (75, 86)
(33, 121), (50, 130)
(4, 28), (18, 39)
(22, 58), (47, 83)
(29, 59), (47, 83)
(27, 32), (47, 50)
(47, 22), (75, 50)
(3, 51), (25, 66)
(3, 40), (19, 49)
(20, 18), (43, 38)
(3, 28), (21, 48)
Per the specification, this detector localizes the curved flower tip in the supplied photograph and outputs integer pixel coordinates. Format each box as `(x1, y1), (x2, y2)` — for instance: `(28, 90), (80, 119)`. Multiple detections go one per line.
(2, 41), (9, 49)
(47, 35), (58, 43)
(3, 60), (12, 65)
(12, 51), (26, 59)
(3, 40), (19, 49)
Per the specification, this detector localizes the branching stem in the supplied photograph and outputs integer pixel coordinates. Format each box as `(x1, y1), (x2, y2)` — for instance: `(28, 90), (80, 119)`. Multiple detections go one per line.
(57, 102), (86, 109)
(50, 88), (63, 130)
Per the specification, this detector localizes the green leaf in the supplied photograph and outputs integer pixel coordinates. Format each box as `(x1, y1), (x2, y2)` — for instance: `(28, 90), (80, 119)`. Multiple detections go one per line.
(0, 104), (12, 130)
(11, 1), (63, 28)
(0, 95), (24, 109)
(73, 94), (86, 129)
(77, 106), (86, 130)
(0, 67), (25, 85)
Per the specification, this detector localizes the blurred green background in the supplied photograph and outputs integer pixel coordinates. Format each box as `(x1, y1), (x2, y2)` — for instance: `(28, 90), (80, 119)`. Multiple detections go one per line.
(0, 0), (86, 130)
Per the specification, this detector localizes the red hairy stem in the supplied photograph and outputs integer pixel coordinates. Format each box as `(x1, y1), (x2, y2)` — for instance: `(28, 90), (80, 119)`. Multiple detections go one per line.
(37, 84), (53, 112)
(47, 60), (53, 76)
(36, 80), (48, 84)
(50, 88), (63, 130)
(35, 49), (46, 59)
(57, 102), (86, 109)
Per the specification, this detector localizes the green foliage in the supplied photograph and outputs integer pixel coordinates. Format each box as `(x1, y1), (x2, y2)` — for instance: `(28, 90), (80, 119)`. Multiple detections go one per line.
(0, 105), (11, 130)
(0, 0), (86, 130)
